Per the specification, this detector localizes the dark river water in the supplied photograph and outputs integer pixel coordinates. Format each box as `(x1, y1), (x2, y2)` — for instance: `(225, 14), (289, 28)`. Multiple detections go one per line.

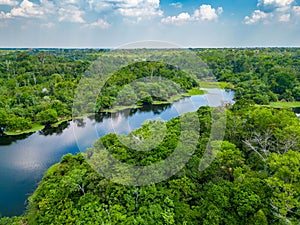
(0, 89), (234, 217)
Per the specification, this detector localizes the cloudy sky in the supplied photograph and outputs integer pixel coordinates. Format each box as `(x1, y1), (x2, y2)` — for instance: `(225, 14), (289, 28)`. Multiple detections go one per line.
(0, 0), (300, 47)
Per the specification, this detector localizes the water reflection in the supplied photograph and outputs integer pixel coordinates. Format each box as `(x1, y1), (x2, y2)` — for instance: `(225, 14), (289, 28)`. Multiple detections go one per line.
(39, 122), (71, 136)
(93, 104), (172, 124)
(0, 133), (31, 146)
(0, 89), (234, 216)
(292, 107), (300, 114)
(74, 118), (86, 128)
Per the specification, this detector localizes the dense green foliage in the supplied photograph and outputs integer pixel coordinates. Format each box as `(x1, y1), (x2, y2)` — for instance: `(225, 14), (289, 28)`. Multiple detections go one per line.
(2, 48), (300, 133)
(0, 216), (26, 225)
(0, 50), (199, 133)
(197, 48), (300, 104)
(4, 105), (297, 225)
(97, 61), (198, 109)
(0, 50), (93, 133)
(1, 48), (300, 224)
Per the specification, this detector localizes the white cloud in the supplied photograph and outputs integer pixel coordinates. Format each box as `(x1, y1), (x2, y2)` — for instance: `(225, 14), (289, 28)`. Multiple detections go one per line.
(10, 0), (44, 18)
(244, 10), (271, 24)
(119, 0), (158, 9)
(278, 13), (290, 22)
(64, 0), (78, 4)
(161, 4), (222, 25)
(0, 11), (11, 18)
(58, 5), (85, 23)
(1, 0), (84, 23)
(193, 4), (222, 21)
(90, 1), (111, 12)
(40, 0), (56, 15)
(246, 0), (300, 24)
(161, 12), (190, 25)
(0, 0), (18, 6)
(117, 0), (163, 18)
(118, 7), (163, 17)
(292, 6), (300, 16)
(170, 2), (182, 8)
(258, 0), (294, 8)
(89, 0), (163, 18)
(1, 0), (165, 25)
(81, 18), (110, 29)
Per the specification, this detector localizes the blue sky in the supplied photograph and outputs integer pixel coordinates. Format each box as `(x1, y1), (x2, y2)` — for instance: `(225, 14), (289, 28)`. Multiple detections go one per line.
(0, 0), (300, 47)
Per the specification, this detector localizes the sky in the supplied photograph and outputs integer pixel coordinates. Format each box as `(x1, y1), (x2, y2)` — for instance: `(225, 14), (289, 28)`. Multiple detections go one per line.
(0, 0), (300, 47)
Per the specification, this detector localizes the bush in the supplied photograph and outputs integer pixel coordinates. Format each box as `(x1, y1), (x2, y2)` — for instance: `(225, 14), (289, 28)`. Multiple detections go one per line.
(36, 109), (58, 125)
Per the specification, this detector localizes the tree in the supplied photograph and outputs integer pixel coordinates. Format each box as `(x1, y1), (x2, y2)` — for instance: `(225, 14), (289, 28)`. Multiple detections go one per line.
(6, 116), (32, 131)
(266, 151), (300, 223)
(0, 109), (8, 132)
(36, 109), (58, 125)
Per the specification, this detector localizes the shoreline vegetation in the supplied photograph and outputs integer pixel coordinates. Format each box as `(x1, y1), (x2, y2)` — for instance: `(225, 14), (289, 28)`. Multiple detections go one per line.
(3, 87), (207, 136)
(3, 83), (217, 136)
(3, 48), (300, 138)
(5, 94), (300, 136)
(4, 124), (45, 136)
(100, 88), (206, 113)
(3, 114), (94, 136)
(15, 104), (300, 224)
(5, 82), (300, 136)
(2, 49), (300, 224)
(268, 101), (300, 108)
(199, 81), (232, 89)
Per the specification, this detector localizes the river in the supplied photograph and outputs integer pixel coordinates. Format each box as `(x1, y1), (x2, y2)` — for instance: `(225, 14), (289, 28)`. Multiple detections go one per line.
(0, 89), (234, 216)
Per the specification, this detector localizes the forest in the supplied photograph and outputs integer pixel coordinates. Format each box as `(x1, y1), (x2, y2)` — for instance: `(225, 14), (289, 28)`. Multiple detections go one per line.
(1, 48), (300, 134)
(0, 49), (202, 134)
(2, 103), (300, 224)
(0, 48), (300, 224)
(197, 48), (300, 104)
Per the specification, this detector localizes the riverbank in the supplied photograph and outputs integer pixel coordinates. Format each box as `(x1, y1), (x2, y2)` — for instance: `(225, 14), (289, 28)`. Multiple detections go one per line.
(3, 115), (89, 136)
(199, 81), (233, 89)
(0, 88), (235, 217)
(3, 82), (225, 136)
(100, 88), (206, 113)
(4, 124), (45, 136)
(268, 101), (300, 108)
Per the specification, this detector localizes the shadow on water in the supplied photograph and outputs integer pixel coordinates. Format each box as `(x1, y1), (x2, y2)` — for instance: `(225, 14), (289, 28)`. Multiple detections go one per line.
(292, 107), (300, 114)
(0, 104), (169, 147)
(0, 90), (234, 217)
(39, 122), (71, 136)
(93, 104), (171, 123)
(0, 133), (32, 146)
(74, 118), (87, 128)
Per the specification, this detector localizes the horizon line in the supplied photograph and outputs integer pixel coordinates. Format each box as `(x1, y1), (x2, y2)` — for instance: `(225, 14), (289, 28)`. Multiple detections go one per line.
(0, 46), (300, 50)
